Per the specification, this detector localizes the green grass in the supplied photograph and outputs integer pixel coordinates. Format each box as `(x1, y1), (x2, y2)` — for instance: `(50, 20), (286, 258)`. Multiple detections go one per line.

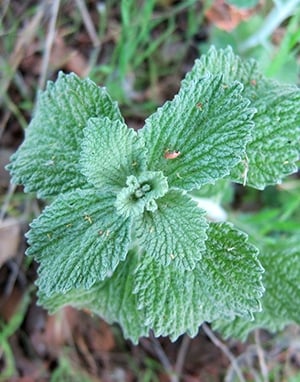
(0, 291), (31, 381)
(206, 0), (300, 82)
(89, 0), (200, 105)
(265, 6), (300, 81)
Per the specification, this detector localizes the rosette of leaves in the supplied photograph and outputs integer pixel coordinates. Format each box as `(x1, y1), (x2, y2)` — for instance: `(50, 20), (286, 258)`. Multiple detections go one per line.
(8, 47), (300, 343)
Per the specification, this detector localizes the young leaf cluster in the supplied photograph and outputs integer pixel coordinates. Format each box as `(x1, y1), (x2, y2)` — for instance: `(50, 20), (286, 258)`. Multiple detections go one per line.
(8, 47), (300, 343)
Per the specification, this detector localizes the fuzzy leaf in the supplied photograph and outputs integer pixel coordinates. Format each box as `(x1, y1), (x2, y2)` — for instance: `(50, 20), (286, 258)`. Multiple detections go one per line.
(134, 190), (208, 270)
(185, 46), (300, 189)
(134, 223), (264, 341)
(213, 237), (300, 340)
(8, 72), (123, 198)
(37, 251), (149, 344)
(27, 189), (131, 296)
(184, 46), (262, 87)
(80, 117), (147, 191)
(140, 73), (254, 191)
(231, 80), (300, 189)
(115, 171), (169, 218)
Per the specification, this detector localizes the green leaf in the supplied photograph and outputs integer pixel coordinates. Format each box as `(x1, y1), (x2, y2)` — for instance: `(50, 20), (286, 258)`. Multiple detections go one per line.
(227, 0), (259, 9)
(134, 190), (208, 270)
(27, 189), (131, 296)
(213, 237), (300, 340)
(134, 223), (264, 341)
(140, 73), (254, 191)
(184, 46), (262, 94)
(231, 80), (300, 189)
(115, 171), (169, 218)
(80, 117), (147, 191)
(8, 72), (123, 198)
(185, 46), (300, 189)
(38, 251), (149, 344)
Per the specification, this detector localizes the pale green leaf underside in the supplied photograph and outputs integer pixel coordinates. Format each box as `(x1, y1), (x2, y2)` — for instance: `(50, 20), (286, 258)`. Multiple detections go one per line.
(8, 72), (123, 198)
(134, 223), (264, 341)
(140, 73), (254, 191)
(27, 190), (131, 296)
(134, 190), (208, 270)
(190, 178), (233, 204)
(37, 251), (149, 344)
(213, 237), (300, 340)
(186, 46), (300, 189)
(80, 117), (147, 191)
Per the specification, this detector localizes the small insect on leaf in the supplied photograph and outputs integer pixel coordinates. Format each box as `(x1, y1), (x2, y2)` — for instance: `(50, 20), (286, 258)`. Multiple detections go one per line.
(164, 150), (181, 160)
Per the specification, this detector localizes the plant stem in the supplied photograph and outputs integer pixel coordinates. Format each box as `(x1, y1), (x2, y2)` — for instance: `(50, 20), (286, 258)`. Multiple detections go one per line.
(239, 0), (300, 52)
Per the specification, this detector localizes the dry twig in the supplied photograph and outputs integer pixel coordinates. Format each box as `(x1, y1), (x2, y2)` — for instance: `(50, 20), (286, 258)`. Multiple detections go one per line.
(174, 334), (191, 379)
(254, 329), (269, 382)
(202, 323), (246, 382)
(39, 0), (61, 89)
(149, 332), (178, 382)
(74, 0), (101, 48)
(0, 3), (45, 104)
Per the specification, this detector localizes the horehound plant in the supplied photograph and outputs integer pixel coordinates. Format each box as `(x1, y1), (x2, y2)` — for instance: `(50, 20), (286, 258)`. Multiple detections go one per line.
(8, 47), (300, 343)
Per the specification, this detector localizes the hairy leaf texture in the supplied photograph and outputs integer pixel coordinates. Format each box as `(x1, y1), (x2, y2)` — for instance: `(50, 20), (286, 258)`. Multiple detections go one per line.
(140, 73), (255, 191)
(231, 80), (300, 188)
(80, 117), (147, 191)
(134, 223), (264, 341)
(115, 171), (169, 218)
(8, 72), (123, 198)
(214, 236), (300, 340)
(186, 46), (300, 189)
(134, 190), (208, 270)
(38, 251), (149, 344)
(28, 190), (131, 295)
